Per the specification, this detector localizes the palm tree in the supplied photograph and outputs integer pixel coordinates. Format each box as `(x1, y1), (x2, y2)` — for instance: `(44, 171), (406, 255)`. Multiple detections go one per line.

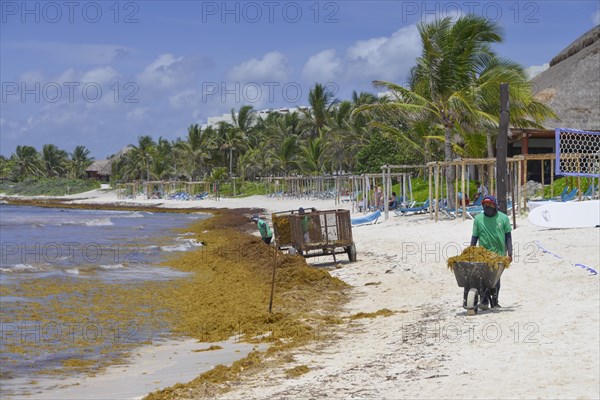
(10, 145), (42, 181)
(68, 145), (93, 179)
(300, 134), (327, 174)
(302, 83), (337, 138)
(153, 137), (174, 179)
(271, 135), (299, 175)
(231, 105), (257, 147)
(123, 136), (156, 181)
(176, 124), (214, 180)
(355, 15), (553, 207)
(325, 100), (357, 174)
(216, 122), (246, 176)
(41, 144), (68, 177)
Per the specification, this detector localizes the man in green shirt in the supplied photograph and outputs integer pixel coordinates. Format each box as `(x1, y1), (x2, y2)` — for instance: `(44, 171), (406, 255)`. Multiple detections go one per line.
(469, 195), (513, 310)
(252, 215), (273, 245)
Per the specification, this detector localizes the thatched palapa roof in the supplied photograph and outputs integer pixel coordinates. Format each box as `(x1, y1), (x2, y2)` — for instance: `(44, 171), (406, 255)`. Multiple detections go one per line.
(530, 25), (600, 131)
(86, 159), (112, 176)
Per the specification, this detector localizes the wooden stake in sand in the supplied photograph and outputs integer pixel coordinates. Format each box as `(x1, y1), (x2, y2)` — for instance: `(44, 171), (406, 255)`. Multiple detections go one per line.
(269, 243), (277, 314)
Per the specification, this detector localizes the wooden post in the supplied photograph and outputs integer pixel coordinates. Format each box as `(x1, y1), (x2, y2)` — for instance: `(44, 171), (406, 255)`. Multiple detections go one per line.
(383, 166), (389, 220)
(510, 162), (517, 229)
(454, 165), (459, 219)
(268, 246), (277, 313)
(461, 162), (466, 221)
(550, 158), (554, 197)
(541, 159), (545, 197)
(434, 163), (439, 222)
(523, 158), (528, 211)
(429, 165), (433, 220)
(497, 84), (509, 214)
(577, 156), (582, 201)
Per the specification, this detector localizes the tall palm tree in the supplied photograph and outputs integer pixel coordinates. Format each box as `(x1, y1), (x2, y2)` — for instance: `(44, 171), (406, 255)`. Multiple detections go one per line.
(355, 15), (553, 207)
(271, 135), (298, 175)
(216, 122), (246, 176)
(10, 145), (42, 181)
(41, 144), (68, 177)
(231, 105), (257, 147)
(176, 124), (214, 180)
(302, 83), (337, 138)
(124, 136), (156, 181)
(68, 145), (93, 179)
(153, 137), (174, 179)
(300, 134), (327, 174)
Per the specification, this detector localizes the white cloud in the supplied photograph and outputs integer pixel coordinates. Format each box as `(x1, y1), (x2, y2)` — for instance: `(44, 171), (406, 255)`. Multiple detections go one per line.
(18, 70), (46, 84)
(302, 49), (342, 83)
(127, 107), (149, 121)
(228, 51), (290, 83)
(525, 63), (549, 79)
(593, 9), (600, 25)
(300, 25), (421, 87)
(55, 68), (78, 84)
(81, 67), (120, 85)
(344, 25), (421, 82)
(169, 89), (202, 109)
(137, 54), (191, 90)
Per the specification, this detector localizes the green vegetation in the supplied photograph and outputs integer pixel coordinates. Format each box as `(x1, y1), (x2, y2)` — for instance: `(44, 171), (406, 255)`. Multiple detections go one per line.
(0, 178), (100, 196)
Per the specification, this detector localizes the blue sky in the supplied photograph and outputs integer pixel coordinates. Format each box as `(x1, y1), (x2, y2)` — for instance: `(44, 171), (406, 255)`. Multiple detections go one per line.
(1, 0), (599, 159)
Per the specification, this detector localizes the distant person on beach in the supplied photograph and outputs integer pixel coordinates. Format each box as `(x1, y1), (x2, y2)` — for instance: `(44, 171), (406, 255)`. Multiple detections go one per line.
(467, 195), (513, 310)
(374, 186), (383, 209)
(474, 181), (488, 203)
(457, 192), (470, 206)
(252, 215), (273, 245)
(389, 192), (398, 209)
(298, 207), (310, 242)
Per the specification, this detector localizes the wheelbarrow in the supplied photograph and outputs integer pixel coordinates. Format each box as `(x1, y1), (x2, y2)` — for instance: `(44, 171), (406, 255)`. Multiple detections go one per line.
(452, 261), (505, 315)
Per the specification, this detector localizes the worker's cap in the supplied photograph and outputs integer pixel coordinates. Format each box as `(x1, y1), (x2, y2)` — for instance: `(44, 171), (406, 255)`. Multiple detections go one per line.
(482, 195), (498, 208)
(251, 214), (259, 222)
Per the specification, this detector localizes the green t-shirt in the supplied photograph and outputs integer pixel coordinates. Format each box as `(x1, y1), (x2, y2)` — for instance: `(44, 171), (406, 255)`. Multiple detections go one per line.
(300, 216), (309, 234)
(257, 219), (272, 239)
(472, 211), (511, 255)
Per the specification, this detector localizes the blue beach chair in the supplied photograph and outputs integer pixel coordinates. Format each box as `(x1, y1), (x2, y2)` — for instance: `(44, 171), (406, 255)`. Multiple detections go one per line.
(394, 199), (430, 216)
(351, 210), (381, 226)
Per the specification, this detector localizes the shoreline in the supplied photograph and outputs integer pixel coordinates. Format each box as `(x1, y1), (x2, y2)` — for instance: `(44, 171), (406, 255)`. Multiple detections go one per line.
(7, 339), (263, 400)
(1, 190), (599, 399)
(1, 193), (351, 399)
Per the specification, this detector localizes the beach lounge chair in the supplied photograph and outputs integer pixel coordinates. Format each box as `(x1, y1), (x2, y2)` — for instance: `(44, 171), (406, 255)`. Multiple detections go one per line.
(582, 184), (599, 199)
(561, 188), (578, 202)
(351, 210), (381, 226)
(471, 195), (483, 206)
(394, 199), (430, 216)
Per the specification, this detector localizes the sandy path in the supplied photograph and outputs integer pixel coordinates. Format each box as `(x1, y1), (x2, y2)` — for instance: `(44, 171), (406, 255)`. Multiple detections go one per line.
(220, 213), (600, 399)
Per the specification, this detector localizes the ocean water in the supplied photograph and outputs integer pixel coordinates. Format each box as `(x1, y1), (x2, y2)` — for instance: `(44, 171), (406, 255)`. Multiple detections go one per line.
(0, 204), (204, 282)
(0, 204), (207, 394)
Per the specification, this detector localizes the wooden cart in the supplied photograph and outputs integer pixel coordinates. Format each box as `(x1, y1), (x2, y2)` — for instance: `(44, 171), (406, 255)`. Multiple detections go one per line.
(272, 209), (356, 262)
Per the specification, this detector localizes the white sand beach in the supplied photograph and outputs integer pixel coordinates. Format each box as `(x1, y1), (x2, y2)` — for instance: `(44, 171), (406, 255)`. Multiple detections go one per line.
(2, 190), (599, 399)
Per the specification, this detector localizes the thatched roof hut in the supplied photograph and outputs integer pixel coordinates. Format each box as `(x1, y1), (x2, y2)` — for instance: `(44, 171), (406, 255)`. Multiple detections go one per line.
(86, 159), (112, 181)
(510, 26), (600, 156)
(530, 25), (600, 130)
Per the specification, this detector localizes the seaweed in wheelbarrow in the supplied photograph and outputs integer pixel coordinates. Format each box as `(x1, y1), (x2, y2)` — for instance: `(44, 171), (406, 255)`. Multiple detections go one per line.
(448, 247), (510, 316)
(447, 246), (510, 271)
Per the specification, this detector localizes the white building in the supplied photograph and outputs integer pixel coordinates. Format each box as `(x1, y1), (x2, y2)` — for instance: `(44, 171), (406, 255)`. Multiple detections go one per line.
(202, 106), (310, 129)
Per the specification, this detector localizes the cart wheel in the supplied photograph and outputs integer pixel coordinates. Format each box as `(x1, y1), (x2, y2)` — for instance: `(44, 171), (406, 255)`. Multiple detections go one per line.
(346, 243), (357, 262)
(466, 288), (479, 316)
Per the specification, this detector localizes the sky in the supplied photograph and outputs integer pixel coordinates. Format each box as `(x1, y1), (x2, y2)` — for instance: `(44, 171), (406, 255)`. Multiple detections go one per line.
(1, 0), (599, 159)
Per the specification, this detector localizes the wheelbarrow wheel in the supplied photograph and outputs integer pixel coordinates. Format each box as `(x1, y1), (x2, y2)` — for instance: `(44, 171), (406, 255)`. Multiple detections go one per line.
(346, 243), (357, 262)
(466, 288), (479, 316)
